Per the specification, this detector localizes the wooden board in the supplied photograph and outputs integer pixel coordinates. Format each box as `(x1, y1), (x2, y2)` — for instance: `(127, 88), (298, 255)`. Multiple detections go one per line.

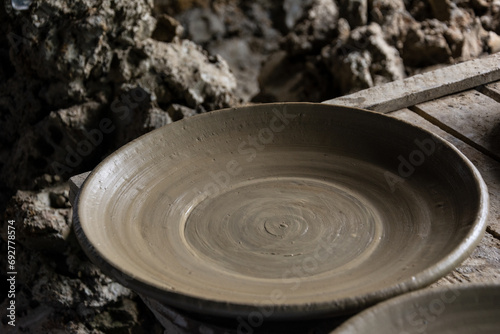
(479, 81), (500, 103)
(411, 90), (500, 161)
(69, 171), (90, 205)
(322, 53), (500, 113)
(391, 109), (500, 286)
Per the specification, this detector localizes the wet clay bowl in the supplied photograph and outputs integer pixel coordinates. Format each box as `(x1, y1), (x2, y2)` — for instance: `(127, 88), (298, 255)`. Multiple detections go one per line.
(331, 284), (500, 333)
(74, 103), (488, 319)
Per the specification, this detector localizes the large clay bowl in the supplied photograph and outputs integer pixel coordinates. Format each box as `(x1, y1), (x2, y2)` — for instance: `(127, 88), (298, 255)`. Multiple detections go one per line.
(331, 284), (500, 333)
(74, 103), (488, 319)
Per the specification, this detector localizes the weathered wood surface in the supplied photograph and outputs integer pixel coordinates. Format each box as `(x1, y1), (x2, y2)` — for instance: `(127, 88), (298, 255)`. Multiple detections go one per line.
(390, 109), (500, 286)
(69, 171), (91, 205)
(480, 81), (500, 102)
(411, 89), (500, 161)
(322, 53), (500, 113)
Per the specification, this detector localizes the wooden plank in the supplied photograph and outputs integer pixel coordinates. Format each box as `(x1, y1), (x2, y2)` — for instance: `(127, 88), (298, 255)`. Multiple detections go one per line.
(479, 81), (500, 103)
(69, 171), (91, 205)
(411, 90), (500, 161)
(391, 109), (500, 286)
(322, 53), (500, 113)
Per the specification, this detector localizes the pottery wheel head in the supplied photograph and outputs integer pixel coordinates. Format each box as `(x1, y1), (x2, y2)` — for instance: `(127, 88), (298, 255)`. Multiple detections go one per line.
(75, 103), (488, 318)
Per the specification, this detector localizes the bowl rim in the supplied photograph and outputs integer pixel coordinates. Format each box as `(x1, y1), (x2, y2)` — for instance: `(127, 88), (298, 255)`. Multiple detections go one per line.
(73, 102), (489, 319)
(331, 283), (500, 333)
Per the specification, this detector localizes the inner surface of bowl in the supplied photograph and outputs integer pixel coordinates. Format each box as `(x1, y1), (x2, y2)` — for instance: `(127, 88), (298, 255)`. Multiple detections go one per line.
(75, 103), (487, 319)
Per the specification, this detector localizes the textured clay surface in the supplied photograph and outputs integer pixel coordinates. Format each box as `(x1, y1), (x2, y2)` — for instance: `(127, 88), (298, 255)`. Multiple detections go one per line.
(332, 284), (500, 333)
(74, 103), (488, 319)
